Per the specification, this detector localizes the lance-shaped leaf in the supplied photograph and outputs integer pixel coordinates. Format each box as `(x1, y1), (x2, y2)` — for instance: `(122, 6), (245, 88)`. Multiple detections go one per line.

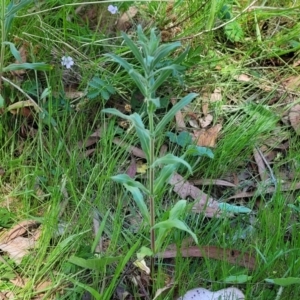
(128, 69), (148, 97)
(151, 153), (192, 174)
(155, 93), (198, 135)
(3, 42), (22, 62)
(104, 53), (132, 72)
(152, 42), (181, 67)
(124, 184), (150, 223)
(3, 63), (52, 72)
(121, 31), (146, 70)
(102, 109), (150, 160)
(153, 219), (198, 244)
(169, 200), (187, 219)
(184, 145), (214, 158)
(111, 174), (149, 194)
(154, 164), (177, 195)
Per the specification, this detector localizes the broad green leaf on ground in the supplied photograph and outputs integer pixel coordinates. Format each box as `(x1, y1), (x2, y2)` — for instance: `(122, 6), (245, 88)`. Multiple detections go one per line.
(218, 203), (252, 214)
(166, 131), (193, 147)
(3, 63), (52, 72)
(265, 277), (300, 286)
(68, 256), (121, 271)
(223, 275), (252, 284)
(185, 145), (214, 158)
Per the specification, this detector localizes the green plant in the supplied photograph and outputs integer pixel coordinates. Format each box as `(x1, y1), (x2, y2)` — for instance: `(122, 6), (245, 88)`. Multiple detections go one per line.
(102, 26), (214, 270)
(0, 0), (51, 108)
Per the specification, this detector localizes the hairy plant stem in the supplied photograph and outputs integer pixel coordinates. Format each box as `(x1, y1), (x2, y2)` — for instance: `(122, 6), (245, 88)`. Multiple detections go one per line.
(148, 108), (156, 272)
(0, 0), (6, 89)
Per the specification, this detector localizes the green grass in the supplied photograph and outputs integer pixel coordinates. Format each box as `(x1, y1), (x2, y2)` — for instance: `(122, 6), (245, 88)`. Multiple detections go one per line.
(1, 0), (300, 299)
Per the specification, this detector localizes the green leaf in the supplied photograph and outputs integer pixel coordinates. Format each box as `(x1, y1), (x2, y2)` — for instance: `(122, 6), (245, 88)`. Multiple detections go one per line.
(0, 94), (4, 108)
(122, 31), (146, 70)
(68, 256), (121, 271)
(218, 203), (251, 214)
(265, 277), (300, 286)
(169, 200), (187, 219)
(137, 246), (153, 260)
(128, 69), (148, 97)
(3, 42), (22, 62)
(124, 184), (150, 223)
(153, 219), (198, 244)
(102, 110), (150, 160)
(166, 131), (193, 147)
(128, 113), (150, 160)
(100, 89), (110, 100)
(3, 63), (52, 72)
(111, 174), (149, 193)
(5, 0), (33, 16)
(102, 108), (128, 119)
(224, 275), (252, 284)
(154, 164), (177, 195)
(105, 53), (132, 72)
(151, 69), (173, 92)
(155, 93), (198, 135)
(151, 153), (192, 174)
(152, 42), (181, 67)
(185, 145), (214, 158)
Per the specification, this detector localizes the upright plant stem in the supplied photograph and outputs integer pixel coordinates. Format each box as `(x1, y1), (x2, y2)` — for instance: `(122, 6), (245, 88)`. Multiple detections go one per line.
(148, 109), (156, 271)
(0, 0), (6, 89)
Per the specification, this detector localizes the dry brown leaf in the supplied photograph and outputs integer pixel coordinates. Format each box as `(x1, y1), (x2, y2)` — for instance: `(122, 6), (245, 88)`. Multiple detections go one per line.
(234, 74), (252, 82)
(0, 236), (35, 264)
(289, 104), (300, 135)
(168, 173), (220, 218)
(202, 102), (209, 115)
(253, 148), (269, 181)
(116, 6), (138, 31)
(190, 179), (236, 187)
(192, 124), (222, 147)
(282, 75), (300, 91)
(2, 220), (39, 242)
(127, 155), (137, 178)
(199, 113), (213, 128)
(157, 245), (256, 270)
(11, 45), (27, 77)
(171, 98), (186, 129)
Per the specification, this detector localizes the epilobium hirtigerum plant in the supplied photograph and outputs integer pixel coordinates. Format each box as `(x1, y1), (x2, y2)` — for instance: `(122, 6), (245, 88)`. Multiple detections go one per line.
(102, 26), (214, 269)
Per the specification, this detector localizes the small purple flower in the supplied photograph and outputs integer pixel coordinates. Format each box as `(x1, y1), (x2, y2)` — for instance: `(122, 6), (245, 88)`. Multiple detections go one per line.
(108, 4), (118, 14)
(61, 56), (74, 69)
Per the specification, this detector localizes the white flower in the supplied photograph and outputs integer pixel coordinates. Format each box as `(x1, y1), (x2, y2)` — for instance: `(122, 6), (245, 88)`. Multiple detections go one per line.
(61, 56), (74, 69)
(108, 5), (118, 14)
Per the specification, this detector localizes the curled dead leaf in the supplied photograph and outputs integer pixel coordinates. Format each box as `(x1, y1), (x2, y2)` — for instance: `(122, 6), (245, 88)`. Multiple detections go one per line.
(116, 6), (138, 31)
(192, 124), (222, 147)
(289, 104), (300, 135)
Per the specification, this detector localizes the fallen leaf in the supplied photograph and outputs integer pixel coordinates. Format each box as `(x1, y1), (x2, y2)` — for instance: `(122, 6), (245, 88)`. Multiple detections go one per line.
(289, 104), (300, 135)
(116, 6), (138, 31)
(2, 220), (39, 242)
(234, 74), (252, 82)
(0, 236), (35, 264)
(168, 173), (221, 218)
(127, 155), (137, 178)
(171, 98), (186, 129)
(192, 124), (222, 147)
(136, 160), (147, 174)
(253, 148), (269, 181)
(177, 287), (245, 300)
(11, 44), (27, 78)
(153, 281), (174, 300)
(157, 245), (256, 270)
(282, 75), (300, 91)
(199, 113), (213, 128)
